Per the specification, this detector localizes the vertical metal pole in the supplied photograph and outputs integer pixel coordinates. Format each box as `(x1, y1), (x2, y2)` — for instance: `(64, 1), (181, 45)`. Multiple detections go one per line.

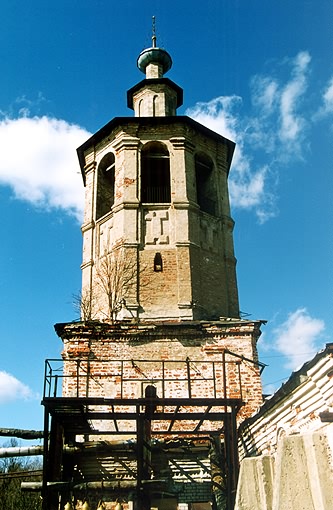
(186, 357), (192, 398)
(136, 407), (151, 510)
(162, 360), (165, 399)
(121, 360), (124, 398)
(136, 405), (143, 510)
(237, 362), (242, 401)
(231, 405), (240, 493)
(222, 351), (227, 401)
(53, 375), (58, 398)
(42, 406), (49, 510)
(76, 360), (80, 397)
(224, 407), (239, 509)
(85, 358), (91, 397)
(43, 361), (48, 399)
(210, 435), (227, 510)
(224, 413), (232, 510)
(48, 418), (64, 510)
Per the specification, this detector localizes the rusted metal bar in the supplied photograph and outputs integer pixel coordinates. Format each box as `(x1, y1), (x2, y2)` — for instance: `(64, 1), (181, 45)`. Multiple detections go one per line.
(76, 360), (80, 397)
(111, 404), (119, 432)
(42, 396), (243, 407)
(43, 360), (49, 398)
(223, 413), (232, 510)
(121, 359), (124, 398)
(44, 358), (245, 400)
(222, 350), (227, 412)
(58, 411), (231, 422)
(22, 479), (168, 492)
(162, 359), (165, 399)
(167, 405), (180, 432)
(224, 407), (240, 509)
(0, 428), (44, 440)
(210, 435), (227, 510)
(237, 361), (243, 401)
(224, 348), (267, 372)
(193, 405), (213, 432)
(231, 406), (240, 507)
(136, 408), (152, 510)
(46, 417), (64, 510)
(186, 357), (192, 398)
(53, 374), (58, 398)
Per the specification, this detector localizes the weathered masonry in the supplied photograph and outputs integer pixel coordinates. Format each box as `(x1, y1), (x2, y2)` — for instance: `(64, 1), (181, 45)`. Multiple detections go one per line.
(41, 36), (265, 510)
(235, 343), (333, 510)
(78, 44), (238, 323)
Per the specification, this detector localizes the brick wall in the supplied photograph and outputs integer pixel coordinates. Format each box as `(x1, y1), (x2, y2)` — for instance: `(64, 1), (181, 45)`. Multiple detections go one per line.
(139, 249), (180, 318)
(179, 482), (211, 503)
(57, 319), (263, 423)
(80, 118), (239, 323)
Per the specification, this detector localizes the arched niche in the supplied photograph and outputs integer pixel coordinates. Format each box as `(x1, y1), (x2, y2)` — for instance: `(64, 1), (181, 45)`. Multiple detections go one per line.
(141, 142), (171, 203)
(96, 152), (115, 220)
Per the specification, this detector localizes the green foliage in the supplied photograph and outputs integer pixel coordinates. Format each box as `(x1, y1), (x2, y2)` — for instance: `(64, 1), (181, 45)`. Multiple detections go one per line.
(0, 439), (42, 510)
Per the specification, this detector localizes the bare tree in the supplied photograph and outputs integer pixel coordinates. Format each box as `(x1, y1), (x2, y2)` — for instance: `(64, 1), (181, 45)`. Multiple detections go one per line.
(73, 288), (95, 322)
(95, 244), (138, 323)
(0, 439), (42, 510)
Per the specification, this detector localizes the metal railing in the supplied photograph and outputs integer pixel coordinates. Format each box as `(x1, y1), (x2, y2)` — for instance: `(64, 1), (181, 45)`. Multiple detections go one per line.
(43, 356), (244, 401)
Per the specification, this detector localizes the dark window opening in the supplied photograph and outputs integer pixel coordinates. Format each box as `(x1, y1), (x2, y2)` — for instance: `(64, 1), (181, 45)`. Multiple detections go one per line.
(154, 252), (163, 272)
(195, 153), (217, 216)
(141, 142), (171, 203)
(96, 153), (115, 220)
(153, 95), (158, 117)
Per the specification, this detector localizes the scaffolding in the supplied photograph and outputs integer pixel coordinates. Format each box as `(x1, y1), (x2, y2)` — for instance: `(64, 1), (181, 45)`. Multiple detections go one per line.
(41, 355), (248, 510)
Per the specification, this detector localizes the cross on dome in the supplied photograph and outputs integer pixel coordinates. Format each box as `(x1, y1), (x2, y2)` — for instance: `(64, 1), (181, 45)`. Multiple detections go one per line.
(137, 17), (172, 78)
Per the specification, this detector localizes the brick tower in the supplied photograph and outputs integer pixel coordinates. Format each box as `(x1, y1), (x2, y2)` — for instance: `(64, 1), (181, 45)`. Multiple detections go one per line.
(77, 39), (239, 323)
(42, 36), (265, 510)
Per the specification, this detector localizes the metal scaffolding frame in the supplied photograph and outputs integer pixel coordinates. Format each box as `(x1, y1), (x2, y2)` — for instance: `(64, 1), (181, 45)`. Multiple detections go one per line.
(41, 357), (246, 510)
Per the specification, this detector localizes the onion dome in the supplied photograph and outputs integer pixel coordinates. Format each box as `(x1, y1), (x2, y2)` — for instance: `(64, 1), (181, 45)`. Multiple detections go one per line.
(137, 46), (172, 76)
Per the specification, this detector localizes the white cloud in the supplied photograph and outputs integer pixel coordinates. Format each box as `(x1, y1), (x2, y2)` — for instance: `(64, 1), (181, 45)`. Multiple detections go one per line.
(322, 78), (333, 113)
(186, 95), (242, 143)
(315, 76), (333, 118)
(0, 116), (90, 221)
(0, 51), (315, 225)
(0, 371), (33, 403)
(249, 51), (311, 157)
(186, 95), (275, 222)
(186, 51), (314, 222)
(272, 308), (325, 370)
(278, 51), (311, 148)
(251, 76), (279, 115)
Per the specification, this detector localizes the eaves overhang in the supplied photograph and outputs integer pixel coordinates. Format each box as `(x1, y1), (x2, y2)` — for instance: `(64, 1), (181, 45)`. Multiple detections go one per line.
(238, 342), (333, 432)
(55, 317), (264, 340)
(126, 78), (183, 110)
(77, 116), (236, 185)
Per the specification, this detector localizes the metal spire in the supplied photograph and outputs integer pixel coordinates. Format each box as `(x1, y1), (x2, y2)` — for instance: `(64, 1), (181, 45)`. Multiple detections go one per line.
(137, 17), (172, 76)
(152, 16), (156, 48)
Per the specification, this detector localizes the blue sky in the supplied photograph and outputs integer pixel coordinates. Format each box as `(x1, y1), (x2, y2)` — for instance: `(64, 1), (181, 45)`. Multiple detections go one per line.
(0, 0), (332, 431)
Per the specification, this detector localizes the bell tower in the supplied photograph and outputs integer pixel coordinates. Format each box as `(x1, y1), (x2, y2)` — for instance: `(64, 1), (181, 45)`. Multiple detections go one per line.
(77, 37), (239, 323)
(46, 32), (265, 510)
